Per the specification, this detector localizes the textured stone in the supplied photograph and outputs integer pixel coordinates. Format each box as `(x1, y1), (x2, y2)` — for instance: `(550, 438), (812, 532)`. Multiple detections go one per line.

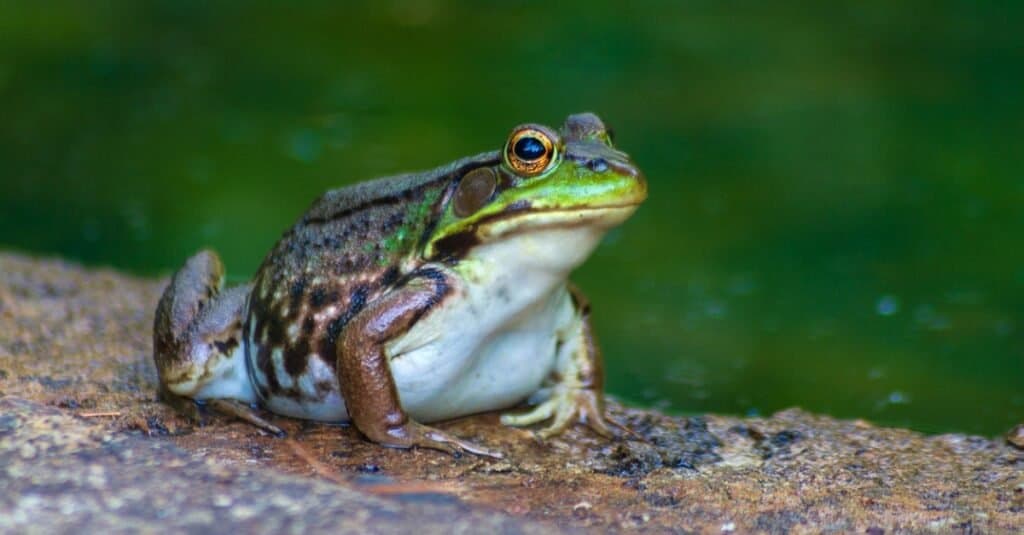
(1, 252), (1022, 533)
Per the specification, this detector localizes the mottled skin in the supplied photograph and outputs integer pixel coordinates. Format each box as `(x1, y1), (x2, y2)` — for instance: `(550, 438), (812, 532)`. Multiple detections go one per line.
(247, 154), (487, 412)
(154, 113), (647, 457)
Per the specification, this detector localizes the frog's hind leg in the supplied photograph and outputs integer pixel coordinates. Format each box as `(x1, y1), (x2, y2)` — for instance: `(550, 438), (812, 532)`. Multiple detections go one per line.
(501, 285), (628, 440)
(337, 272), (502, 458)
(153, 250), (281, 434)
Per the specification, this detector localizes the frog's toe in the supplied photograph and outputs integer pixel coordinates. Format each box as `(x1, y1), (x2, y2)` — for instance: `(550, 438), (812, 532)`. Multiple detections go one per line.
(207, 399), (285, 436)
(503, 387), (625, 440)
(570, 388), (622, 440)
(419, 425), (504, 459)
(500, 399), (556, 427)
(378, 421), (503, 459)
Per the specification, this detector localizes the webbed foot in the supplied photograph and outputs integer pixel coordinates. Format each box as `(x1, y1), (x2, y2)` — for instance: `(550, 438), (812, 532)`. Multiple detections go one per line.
(159, 385), (284, 436)
(501, 386), (628, 440)
(501, 283), (633, 441)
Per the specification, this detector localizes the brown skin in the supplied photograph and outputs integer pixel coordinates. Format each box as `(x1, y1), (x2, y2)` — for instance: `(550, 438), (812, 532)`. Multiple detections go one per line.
(337, 270), (501, 458)
(564, 284), (614, 439)
(154, 249), (284, 435)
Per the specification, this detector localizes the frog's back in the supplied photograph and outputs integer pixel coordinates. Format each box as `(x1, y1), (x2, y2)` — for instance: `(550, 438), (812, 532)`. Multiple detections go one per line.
(243, 151), (498, 413)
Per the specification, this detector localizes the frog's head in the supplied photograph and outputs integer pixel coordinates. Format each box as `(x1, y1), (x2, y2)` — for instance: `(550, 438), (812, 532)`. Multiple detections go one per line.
(426, 113), (647, 266)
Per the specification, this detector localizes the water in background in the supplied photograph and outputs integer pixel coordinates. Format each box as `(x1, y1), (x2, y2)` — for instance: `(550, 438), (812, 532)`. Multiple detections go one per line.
(2, 1), (1022, 435)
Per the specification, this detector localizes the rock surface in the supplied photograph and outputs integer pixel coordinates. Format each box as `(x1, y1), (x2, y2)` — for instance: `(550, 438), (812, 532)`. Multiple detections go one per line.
(1, 252), (1022, 533)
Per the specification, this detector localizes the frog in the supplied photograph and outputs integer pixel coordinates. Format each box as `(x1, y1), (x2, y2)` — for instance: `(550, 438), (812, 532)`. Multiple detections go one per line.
(153, 112), (647, 458)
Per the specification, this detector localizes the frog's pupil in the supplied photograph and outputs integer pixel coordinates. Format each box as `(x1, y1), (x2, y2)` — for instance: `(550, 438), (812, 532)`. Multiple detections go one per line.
(513, 136), (546, 161)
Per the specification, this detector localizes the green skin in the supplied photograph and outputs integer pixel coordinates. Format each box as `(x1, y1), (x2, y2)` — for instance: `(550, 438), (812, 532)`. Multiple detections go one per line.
(153, 112), (647, 458)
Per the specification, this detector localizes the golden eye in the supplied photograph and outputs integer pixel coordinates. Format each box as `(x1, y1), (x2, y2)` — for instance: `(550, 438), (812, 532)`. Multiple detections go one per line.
(504, 126), (557, 177)
(453, 167), (497, 217)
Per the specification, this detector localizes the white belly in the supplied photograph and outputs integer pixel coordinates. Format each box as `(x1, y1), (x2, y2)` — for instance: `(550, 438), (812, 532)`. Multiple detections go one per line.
(258, 224), (603, 423)
(257, 282), (573, 423)
(387, 282), (574, 422)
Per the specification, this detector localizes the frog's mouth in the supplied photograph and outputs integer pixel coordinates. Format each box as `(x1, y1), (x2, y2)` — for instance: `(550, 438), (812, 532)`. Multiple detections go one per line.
(428, 202), (642, 261)
(477, 202), (642, 240)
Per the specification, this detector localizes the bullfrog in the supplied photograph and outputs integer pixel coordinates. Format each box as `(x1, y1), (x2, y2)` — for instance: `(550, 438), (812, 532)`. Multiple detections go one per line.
(153, 112), (647, 458)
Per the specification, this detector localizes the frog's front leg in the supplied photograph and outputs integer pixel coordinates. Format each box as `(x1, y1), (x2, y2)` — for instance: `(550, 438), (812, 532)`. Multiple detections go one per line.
(153, 250), (281, 435)
(501, 285), (623, 439)
(338, 269), (502, 458)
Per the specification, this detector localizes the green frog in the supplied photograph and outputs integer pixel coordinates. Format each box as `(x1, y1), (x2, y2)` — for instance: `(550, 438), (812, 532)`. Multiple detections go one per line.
(153, 113), (647, 458)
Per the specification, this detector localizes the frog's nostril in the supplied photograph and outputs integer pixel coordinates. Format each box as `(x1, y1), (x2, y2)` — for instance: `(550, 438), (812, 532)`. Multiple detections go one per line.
(587, 158), (609, 172)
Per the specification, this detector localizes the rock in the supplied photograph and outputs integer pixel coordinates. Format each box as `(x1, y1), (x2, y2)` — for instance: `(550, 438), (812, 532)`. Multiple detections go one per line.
(1007, 424), (1024, 450)
(1, 251), (1022, 533)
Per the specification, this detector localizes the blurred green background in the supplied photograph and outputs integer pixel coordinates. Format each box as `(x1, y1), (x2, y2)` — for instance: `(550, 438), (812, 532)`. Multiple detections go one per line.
(2, 1), (1022, 435)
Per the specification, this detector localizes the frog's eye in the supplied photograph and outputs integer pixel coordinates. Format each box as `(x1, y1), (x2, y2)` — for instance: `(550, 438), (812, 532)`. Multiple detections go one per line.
(504, 126), (558, 177)
(453, 167), (498, 217)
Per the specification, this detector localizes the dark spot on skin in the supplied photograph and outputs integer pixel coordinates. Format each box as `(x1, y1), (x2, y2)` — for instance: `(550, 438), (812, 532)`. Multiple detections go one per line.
(256, 341), (281, 394)
(302, 316), (316, 334)
(407, 268), (450, 325)
(212, 337), (238, 355)
(380, 266), (400, 287)
(283, 336), (310, 378)
(247, 292), (289, 397)
(383, 211), (405, 233)
(315, 380), (335, 398)
(310, 287), (328, 307)
(322, 285), (370, 366)
(430, 230), (481, 264)
(289, 278), (306, 308)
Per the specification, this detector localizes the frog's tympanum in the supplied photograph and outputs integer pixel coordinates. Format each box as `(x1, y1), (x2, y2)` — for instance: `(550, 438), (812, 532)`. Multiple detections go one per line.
(154, 113), (647, 457)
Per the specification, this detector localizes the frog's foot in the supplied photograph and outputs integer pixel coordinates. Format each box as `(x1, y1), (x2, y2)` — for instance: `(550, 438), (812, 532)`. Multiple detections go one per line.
(375, 421), (503, 459)
(154, 249), (263, 431)
(501, 385), (627, 440)
(207, 399), (285, 437)
(159, 386), (284, 436)
(158, 384), (207, 425)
